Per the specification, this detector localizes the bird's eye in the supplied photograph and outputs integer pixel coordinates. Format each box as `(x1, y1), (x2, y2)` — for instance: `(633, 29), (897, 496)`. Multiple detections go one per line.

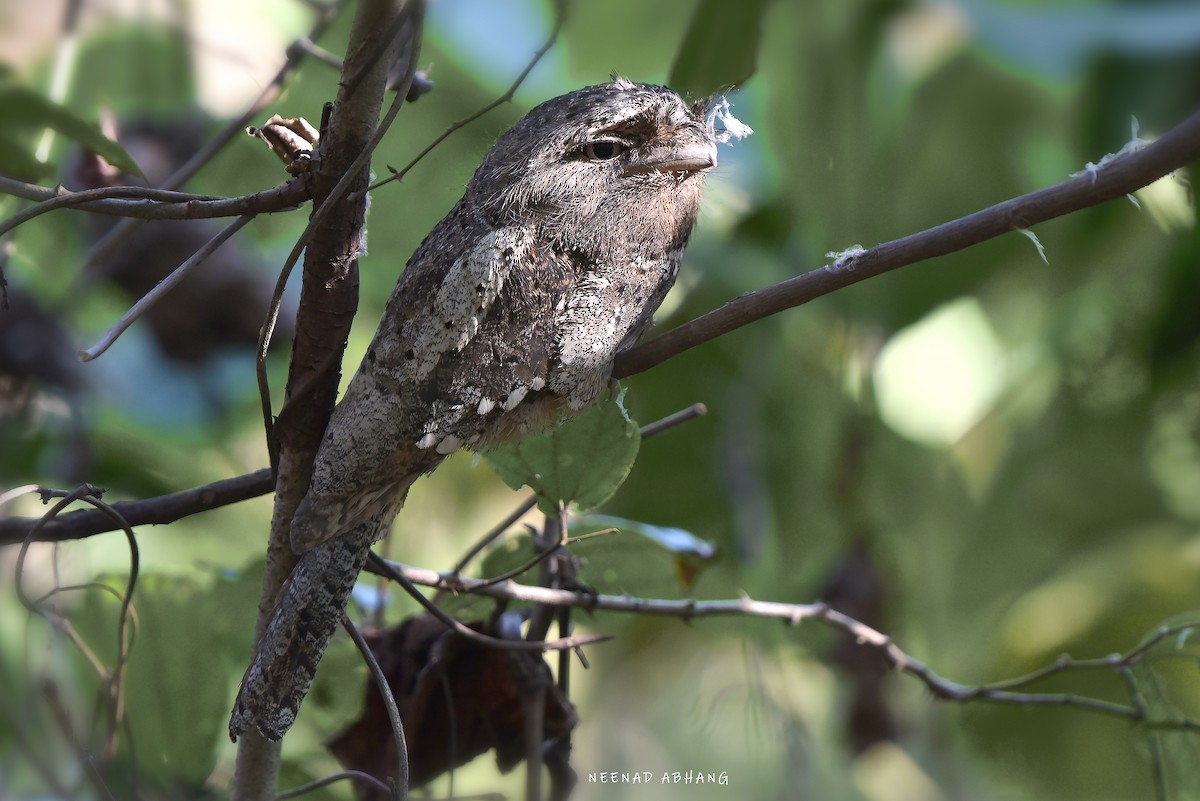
(583, 141), (624, 161)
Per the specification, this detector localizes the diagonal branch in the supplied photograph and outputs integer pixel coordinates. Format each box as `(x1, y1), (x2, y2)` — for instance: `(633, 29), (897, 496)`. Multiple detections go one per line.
(614, 107), (1200, 378)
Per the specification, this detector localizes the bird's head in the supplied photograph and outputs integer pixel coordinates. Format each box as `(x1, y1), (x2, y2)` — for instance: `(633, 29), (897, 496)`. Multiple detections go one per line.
(469, 78), (718, 261)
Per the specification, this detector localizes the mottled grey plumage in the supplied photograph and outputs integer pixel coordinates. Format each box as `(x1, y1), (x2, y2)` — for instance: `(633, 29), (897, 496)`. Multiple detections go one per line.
(230, 78), (717, 741)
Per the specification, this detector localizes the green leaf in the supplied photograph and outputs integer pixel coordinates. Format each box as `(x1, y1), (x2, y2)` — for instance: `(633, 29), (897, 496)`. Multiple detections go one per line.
(73, 570), (259, 786)
(576, 514), (720, 588)
(483, 397), (640, 516)
(1127, 613), (1200, 798)
(669, 0), (771, 99)
(0, 81), (141, 176)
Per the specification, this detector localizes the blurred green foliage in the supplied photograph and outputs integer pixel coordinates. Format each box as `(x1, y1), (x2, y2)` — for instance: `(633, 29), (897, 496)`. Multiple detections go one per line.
(2, 0), (1200, 799)
(0, 74), (140, 179)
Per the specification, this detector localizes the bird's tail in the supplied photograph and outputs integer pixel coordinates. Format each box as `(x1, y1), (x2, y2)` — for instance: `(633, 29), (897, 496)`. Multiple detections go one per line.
(229, 519), (378, 741)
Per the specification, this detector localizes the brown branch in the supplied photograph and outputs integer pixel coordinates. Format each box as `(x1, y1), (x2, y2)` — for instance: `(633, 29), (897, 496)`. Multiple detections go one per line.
(255, 5), (422, 471)
(0, 469), (274, 546)
(0, 175), (310, 228)
(613, 107), (1200, 378)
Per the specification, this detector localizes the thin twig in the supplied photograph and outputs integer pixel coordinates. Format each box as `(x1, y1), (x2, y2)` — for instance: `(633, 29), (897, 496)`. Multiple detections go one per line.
(289, 37), (344, 71)
(275, 770), (392, 800)
(79, 214), (255, 361)
(33, 582), (139, 648)
(0, 484), (41, 508)
(473, 534), (561, 590)
(342, 616), (408, 801)
(15, 485), (102, 614)
(372, 559), (1200, 729)
(0, 175), (309, 227)
(562, 527), (618, 545)
(637, 402), (707, 437)
(613, 107), (1200, 378)
(70, 492), (140, 754)
(0, 182), (218, 237)
(34, 580), (142, 761)
(950, 623), (1196, 694)
(1121, 666), (1167, 801)
(361, 0), (566, 196)
(17, 486), (141, 756)
(446, 495), (538, 579)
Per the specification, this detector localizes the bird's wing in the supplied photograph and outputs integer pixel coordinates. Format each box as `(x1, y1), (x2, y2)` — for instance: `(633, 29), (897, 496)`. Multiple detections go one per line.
(289, 223), (536, 551)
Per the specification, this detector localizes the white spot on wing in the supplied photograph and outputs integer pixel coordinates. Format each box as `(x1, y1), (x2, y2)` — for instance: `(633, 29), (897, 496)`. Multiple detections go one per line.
(503, 385), (529, 412)
(436, 434), (463, 455)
